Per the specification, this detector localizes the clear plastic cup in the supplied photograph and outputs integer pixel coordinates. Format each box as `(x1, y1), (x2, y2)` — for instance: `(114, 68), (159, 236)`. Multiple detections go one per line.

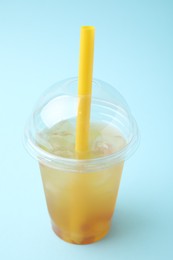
(24, 78), (139, 245)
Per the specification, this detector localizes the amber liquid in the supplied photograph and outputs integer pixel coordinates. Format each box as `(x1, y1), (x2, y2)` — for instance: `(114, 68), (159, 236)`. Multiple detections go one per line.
(38, 121), (125, 244)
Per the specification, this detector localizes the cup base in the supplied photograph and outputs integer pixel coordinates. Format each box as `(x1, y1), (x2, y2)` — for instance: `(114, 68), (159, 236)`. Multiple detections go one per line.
(52, 222), (110, 245)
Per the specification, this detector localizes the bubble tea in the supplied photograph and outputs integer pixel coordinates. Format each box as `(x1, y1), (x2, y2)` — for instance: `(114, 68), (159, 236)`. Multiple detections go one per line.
(24, 78), (139, 244)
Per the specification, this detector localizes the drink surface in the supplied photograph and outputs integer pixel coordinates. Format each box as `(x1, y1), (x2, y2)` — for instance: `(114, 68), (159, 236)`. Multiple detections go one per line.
(37, 119), (126, 159)
(38, 120), (126, 244)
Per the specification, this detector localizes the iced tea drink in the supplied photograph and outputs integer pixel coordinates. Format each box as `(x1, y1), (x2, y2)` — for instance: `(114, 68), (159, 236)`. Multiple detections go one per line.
(24, 78), (139, 245)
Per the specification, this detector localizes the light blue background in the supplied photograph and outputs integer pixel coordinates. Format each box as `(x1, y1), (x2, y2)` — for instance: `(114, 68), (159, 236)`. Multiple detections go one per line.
(0, 0), (173, 259)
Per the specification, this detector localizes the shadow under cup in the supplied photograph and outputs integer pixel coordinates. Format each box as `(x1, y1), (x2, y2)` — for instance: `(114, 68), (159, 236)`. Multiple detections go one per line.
(24, 78), (139, 245)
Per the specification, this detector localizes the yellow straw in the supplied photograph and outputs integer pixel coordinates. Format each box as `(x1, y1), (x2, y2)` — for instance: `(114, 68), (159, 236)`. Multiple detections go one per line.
(75, 26), (95, 155)
(69, 26), (95, 242)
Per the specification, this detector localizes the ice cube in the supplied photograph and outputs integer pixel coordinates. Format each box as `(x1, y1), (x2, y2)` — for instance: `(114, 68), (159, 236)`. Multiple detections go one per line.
(38, 120), (76, 158)
(113, 135), (126, 151)
(92, 134), (126, 157)
(36, 132), (53, 152)
(93, 140), (113, 156)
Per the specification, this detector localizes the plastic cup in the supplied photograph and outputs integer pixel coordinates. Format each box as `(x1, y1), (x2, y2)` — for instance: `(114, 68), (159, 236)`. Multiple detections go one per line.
(24, 78), (139, 245)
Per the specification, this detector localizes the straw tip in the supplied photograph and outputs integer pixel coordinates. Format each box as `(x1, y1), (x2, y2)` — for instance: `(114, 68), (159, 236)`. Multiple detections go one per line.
(81, 26), (95, 31)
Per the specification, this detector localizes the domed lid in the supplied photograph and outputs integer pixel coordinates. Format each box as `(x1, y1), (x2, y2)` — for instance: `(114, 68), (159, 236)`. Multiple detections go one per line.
(24, 78), (139, 172)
